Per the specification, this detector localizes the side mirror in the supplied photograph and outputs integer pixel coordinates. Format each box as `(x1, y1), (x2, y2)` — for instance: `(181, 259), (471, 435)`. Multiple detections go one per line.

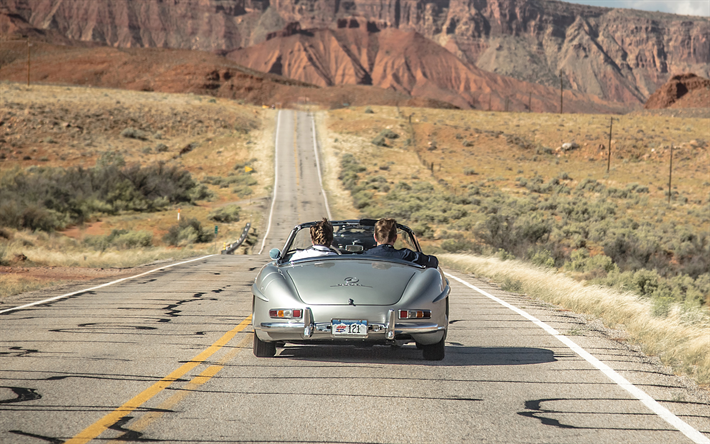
(269, 248), (281, 260)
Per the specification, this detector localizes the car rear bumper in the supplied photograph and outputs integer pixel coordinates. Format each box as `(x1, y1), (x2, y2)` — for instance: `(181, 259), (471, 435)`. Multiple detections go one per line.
(255, 309), (446, 344)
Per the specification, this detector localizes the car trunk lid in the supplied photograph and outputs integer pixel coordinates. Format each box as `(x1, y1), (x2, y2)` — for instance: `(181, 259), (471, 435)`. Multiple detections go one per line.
(284, 259), (417, 305)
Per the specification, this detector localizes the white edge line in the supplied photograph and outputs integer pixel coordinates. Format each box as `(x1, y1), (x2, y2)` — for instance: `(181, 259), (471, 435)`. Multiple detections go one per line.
(258, 110), (281, 255)
(0, 255), (215, 315)
(310, 113), (332, 220)
(445, 272), (710, 444)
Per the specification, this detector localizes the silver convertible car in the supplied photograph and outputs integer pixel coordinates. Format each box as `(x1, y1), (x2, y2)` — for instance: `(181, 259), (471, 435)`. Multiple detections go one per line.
(252, 219), (450, 360)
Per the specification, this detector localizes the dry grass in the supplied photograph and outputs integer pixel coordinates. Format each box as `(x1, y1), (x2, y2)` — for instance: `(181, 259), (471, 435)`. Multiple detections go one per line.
(319, 105), (710, 388)
(324, 105), (709, 230)
(0, 83), (269, 292)
(0, 274), (60, 297)
(0, 229), (220, 298)
(440, 253), (710, 386)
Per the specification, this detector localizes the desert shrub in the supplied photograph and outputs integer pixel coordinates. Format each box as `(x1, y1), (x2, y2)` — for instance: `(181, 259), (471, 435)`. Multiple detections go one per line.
(364, 107), (374, 114)
(339, 154), (367, 190)
(411, 222), (434, 240)
(155, 143), (169, 153)
(575, 178), (605, 194)
(565, 249), (617, 276)
(337, 152), (708, 310)
(372, 134), (387, 146)
(602, 229), (664, 272)
(208, 205), (241, 223)
(380, 129), (398, 139)
(85, 229), (153, 251)
(233, 185), (253, 198)
(529, 249), (556, 268)
(372, 129), (398, 146)
(352, 190), (374, 209)
(506, 135), (535, 150)
(204, 171), (257, 197)
(163, 218), (214, 246)
(500, 276), (523, 293)
(0, 161), (208, 232)
(441, 238), (475, 253)
(120, 128), (150, 141)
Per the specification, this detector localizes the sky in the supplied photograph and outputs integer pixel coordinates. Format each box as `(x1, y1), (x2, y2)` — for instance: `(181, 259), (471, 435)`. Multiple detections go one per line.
(562, 0), (710, 17)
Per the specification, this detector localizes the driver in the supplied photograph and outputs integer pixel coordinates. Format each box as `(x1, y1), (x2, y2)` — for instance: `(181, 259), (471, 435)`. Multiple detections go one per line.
(364, 218), (438, 268)
(290, 218), (338, 261)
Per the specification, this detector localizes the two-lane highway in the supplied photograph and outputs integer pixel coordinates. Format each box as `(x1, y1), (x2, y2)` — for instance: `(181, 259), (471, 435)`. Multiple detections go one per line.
(1, 110), (709, 443)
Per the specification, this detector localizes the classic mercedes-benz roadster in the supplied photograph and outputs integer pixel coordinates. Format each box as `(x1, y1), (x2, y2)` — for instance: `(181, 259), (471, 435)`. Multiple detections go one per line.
(251, 219), (450, 360)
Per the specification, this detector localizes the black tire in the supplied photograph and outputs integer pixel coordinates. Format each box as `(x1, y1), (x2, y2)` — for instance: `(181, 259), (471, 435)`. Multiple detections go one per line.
(415, 342), (425, 350)
(422, 336), (446, 361)
(253, 333), (276, 357)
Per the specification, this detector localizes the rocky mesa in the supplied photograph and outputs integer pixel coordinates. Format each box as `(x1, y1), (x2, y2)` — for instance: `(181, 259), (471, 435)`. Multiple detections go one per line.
(2, 0), (708, 107)
(226, 21), (629, 112)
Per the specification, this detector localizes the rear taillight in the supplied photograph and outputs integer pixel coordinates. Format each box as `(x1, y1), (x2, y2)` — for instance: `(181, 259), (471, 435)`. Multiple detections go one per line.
(399, 309), (431, 319)
(269, 309), (303, 319)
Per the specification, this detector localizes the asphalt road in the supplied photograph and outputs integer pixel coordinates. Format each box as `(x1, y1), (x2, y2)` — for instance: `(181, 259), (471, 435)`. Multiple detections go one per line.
(1, 110), (709, 443)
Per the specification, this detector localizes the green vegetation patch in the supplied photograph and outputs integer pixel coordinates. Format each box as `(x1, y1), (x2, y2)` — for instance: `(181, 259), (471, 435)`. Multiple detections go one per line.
(339, 154), (710, 312)
(208, 205), (241, 223)
(163, 218), (215, 247)
(84, 229), (153, 251)
(0, 153), (211, 232)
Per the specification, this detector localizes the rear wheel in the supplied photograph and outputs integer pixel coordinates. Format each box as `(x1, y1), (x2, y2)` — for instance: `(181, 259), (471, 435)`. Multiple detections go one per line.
(422, 336), (445, 361)
(253, 333), (276, 357)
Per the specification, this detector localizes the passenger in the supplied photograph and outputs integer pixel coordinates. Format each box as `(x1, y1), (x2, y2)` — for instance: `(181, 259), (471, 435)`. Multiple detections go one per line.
(290, 218), (338, 261)
(364, 218), (438, 268)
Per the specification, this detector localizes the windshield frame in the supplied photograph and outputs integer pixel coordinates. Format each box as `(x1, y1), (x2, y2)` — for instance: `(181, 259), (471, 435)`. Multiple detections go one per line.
(275, 219), (421, 263)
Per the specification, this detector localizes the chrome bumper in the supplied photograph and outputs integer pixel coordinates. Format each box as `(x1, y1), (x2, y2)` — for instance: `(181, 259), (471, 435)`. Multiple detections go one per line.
(259, 309), (444, 338)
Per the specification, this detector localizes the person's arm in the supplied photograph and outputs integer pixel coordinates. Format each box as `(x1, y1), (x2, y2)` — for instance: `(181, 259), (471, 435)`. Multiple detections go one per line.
(401, 249), (438, 268)
(416, 252), (438, 268)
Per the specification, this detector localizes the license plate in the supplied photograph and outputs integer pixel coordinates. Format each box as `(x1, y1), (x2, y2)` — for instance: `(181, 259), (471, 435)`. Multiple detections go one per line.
(331, 320), (368, 337)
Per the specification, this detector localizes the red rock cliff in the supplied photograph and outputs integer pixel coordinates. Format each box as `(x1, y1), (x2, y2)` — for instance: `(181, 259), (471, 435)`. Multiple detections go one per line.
(3, 0), (709, 104)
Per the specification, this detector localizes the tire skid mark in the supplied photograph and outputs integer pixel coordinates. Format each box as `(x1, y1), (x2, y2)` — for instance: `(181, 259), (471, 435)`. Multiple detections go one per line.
(518, 398), (677, 432)
(8, 430), (63, 444)
(0, 346), (39, 357)
(0, 386), (41, 403)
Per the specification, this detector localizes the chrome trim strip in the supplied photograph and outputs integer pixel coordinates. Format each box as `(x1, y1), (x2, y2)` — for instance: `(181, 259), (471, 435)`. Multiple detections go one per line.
(259, 322), (304, 332)
(396, 324), (445, 334)
(260, 319), (442, 335)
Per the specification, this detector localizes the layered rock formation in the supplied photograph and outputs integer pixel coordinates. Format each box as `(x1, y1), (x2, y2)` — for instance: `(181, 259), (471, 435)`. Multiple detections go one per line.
(0, 39), (455, 109)
(226, 21), (629, 112)
(644, 73), (710, 109)
(2, 0), (708, 106)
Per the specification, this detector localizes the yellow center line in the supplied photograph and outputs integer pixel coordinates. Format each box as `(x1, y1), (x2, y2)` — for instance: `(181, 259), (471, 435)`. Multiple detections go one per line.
(116, 333), (253, 438)
(66, 316), (252, 444)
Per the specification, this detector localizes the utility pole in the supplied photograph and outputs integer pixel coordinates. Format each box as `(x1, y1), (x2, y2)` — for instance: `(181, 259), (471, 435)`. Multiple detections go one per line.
(668, 145), (674, 204)
(559, 71), (564, 114)
(488, 95), (491, 112)
(607, 117), (613, 174)
(27, 37), (31, 87)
